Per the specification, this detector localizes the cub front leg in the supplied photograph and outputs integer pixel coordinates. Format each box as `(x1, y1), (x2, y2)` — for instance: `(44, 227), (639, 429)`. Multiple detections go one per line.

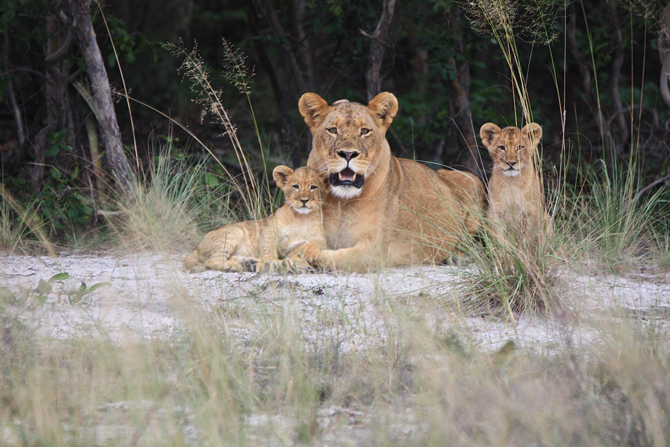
(256, 223), (281, 273)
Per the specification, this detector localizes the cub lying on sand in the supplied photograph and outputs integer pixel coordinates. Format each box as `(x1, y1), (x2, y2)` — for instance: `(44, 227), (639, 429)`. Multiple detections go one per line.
(184, 166), (327, 272)
(480, 122), (552, 243)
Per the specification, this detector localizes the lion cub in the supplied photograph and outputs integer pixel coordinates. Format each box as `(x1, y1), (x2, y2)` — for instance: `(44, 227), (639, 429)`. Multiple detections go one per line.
(184, 166), (327, 273)
(480, 122), (552, 243)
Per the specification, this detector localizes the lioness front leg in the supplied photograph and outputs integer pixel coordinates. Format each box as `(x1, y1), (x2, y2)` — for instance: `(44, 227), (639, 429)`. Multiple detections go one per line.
(317, 244), (384, 273)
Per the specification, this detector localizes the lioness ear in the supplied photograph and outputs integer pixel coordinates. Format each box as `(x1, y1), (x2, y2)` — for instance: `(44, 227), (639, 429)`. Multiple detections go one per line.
(273, 165), (294, 188)
(522, 123), (542, 146)
(479, 123), (501, 148)
(368, 92), (399, 130)
(299, 93), (330, 129)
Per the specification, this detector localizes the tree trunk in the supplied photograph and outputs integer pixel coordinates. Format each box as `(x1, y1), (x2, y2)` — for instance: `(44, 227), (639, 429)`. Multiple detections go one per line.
(364, 0), (396, 102)
(608, 1), (628, 153)
(659, 3), (670, 107)
(446, 11), (480, 175)
(292, 0), (314, 92)
(566, 3), (614, 158)
(45, 9), (75, 177)
(68, 0), (135, 191)
(256, 0), (308, 96)
(246, 1), (303, 167)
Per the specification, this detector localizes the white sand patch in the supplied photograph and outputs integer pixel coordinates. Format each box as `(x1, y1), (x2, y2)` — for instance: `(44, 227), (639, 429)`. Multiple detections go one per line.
(1, 252), (668, 350)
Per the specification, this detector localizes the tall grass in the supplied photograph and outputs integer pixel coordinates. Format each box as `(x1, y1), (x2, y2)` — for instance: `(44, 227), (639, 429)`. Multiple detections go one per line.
(564, 161), (667, 272)
(0, 185), (55, 256)
(108, 145), (234, 253)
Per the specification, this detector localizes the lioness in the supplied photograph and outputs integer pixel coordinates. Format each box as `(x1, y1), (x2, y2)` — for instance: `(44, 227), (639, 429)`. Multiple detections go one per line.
(299, 92), (484, 271)
(184, 166), (327, 273)
(480, 122), (552, 243)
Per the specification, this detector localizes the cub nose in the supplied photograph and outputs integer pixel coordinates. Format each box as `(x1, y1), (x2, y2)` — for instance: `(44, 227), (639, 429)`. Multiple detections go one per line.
(300, 198), (309, 205)
(337, 150), (360, 161)
(506, 161), (517, 167)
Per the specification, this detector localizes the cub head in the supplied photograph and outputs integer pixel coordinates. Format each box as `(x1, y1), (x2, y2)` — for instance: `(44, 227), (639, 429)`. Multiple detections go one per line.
(299, 92), (398, 200)
(480, 122), (542, 177)
(273, 165), (326, 215)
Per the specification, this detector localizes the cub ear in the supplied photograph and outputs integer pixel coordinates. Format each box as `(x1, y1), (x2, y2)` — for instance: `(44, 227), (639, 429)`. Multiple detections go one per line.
(299, 93), (330, 129)
(522, 123), (542, 146)
(273, 165), (294, 189)
(368, 92), (399, 130)
(479, 123), (501, 148)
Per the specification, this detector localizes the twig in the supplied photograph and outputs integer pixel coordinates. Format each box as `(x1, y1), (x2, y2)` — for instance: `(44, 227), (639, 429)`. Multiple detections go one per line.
(626, 173), (670, 212)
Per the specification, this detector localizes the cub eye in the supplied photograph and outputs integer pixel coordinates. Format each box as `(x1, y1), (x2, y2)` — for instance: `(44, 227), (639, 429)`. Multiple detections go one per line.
(518, 145), (524, 151)
(292, 184), (300, 190)
(327, 127), (338, 134)
(360, 128), (370, 135)
(498, 145), (506, 151)
(309, 185), (318, 191)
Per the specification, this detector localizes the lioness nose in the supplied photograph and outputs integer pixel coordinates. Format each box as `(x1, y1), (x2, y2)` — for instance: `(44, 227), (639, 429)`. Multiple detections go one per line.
(300, 199), (308, 205)
(337, 150), (360, 161)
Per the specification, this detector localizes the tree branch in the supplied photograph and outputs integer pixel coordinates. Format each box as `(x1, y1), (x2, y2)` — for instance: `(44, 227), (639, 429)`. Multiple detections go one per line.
(365, 0), (396, 102)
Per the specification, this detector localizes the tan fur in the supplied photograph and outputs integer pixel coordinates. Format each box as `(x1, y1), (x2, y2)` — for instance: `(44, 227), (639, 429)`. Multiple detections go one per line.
(299, 92), (485, 272)
(184, 166), (327, 273)
(480, 122), (552, 243)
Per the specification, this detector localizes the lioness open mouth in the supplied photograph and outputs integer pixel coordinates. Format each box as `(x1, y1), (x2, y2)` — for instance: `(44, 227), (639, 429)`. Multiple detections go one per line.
(330, 168), (364, 188)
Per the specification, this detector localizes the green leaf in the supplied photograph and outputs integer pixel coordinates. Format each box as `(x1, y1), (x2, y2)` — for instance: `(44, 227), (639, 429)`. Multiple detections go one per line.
(2, 10), (16, 23)
(0, 287), (16, 304)
(50, 168), (62, 181)
(36, 279), (49, 295)
(71, 165), (79, 180)
(87, 282), (111, 293)
(108, 53), (117, 67)
(45, 145), (59, 157)
(205, 173), (219, 186)
(49, 272), (70, 282)
(33, 294), (48, 306)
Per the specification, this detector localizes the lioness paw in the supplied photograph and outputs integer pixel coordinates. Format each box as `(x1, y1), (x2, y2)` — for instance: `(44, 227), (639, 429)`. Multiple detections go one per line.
(295, 241), (322, 262)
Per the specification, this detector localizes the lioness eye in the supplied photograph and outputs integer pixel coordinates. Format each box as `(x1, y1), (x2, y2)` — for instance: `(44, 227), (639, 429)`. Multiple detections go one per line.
(360, 128), (370, 135)
(498, 145), (506, 151)
(327, 127), (338, 134)
(292, 184), (299, 189)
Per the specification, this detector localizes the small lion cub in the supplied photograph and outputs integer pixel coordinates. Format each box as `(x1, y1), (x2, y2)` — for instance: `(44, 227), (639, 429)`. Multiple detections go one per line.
(480, 122), (552, 243)
(184, 166), (327, 273)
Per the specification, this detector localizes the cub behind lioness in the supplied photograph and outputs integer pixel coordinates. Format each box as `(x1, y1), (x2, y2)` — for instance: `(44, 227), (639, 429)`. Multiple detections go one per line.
(184, 166), (327, 272)
(480, 122), (552, 243)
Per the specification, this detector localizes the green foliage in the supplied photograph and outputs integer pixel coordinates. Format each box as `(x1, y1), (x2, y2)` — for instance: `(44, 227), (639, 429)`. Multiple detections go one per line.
(0, 272), (111, 312)
(97, 13), (160, 67)
(0, 272), (68, 309)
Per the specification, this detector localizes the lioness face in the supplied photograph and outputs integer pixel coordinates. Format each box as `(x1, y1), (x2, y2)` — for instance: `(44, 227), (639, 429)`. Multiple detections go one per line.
(480, 123), (542, 177)
(299, 92), (399, 200)
(273, 166), (326, 215)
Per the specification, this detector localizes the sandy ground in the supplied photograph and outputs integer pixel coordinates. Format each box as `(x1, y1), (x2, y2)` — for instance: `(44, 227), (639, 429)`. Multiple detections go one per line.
(2, 252), (670, 445)
(2, 252), (669, 351)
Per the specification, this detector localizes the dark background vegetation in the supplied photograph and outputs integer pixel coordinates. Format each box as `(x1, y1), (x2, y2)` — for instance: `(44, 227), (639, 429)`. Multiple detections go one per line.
(1, 0), (669, 242)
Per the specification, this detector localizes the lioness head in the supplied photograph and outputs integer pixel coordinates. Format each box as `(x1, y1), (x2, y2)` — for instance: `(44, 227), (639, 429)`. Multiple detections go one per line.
(480, 123), (542, 177)
(273, 165), (326, 215)
(299, 92), (399, 199)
